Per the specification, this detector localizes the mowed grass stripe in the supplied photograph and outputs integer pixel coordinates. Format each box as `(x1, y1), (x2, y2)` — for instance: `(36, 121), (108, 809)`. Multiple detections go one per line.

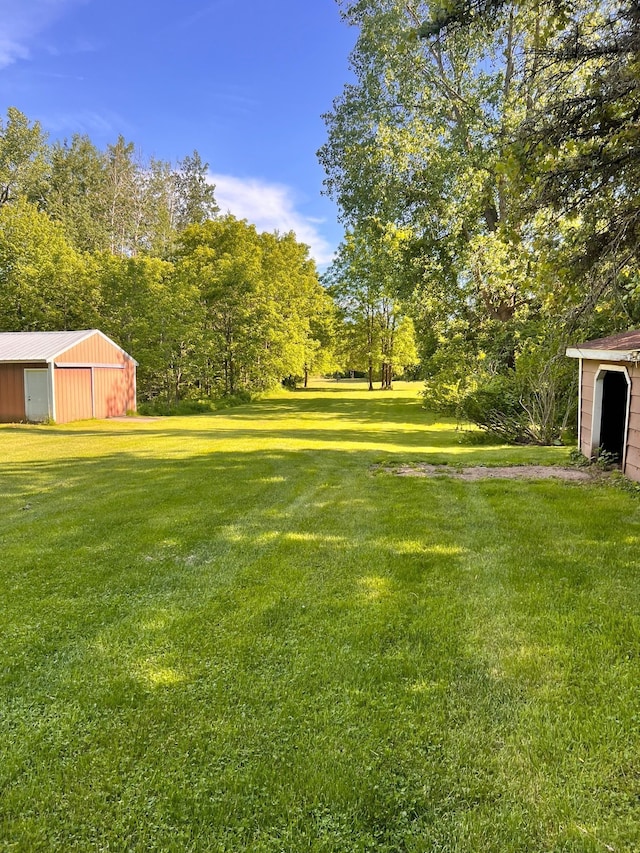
(1, 381), (639, 851)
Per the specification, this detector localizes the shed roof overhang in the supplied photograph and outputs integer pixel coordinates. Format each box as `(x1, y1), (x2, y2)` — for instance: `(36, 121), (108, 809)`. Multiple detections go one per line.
(566, 330), (640, 362)
(566, 346), (640, 361)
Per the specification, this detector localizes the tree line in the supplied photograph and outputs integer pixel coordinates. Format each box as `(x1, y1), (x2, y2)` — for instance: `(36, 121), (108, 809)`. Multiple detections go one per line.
(0, 107), (421, 405)
(321, 0), (640, 441)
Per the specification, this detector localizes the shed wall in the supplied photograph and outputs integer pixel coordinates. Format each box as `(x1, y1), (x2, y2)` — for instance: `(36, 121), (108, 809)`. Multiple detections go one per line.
(54, 368), (93, 423)
(56, 332), (128, 366)
(579, 360), (597, 457)
(580, 358), (640, 482)
(626, 381), (640, 480)
(92, 361), (136, 418)
(0, 364), (28, 422)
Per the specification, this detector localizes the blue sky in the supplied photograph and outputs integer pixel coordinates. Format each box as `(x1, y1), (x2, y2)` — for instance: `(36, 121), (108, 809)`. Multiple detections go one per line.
(0, 0), (357, 267)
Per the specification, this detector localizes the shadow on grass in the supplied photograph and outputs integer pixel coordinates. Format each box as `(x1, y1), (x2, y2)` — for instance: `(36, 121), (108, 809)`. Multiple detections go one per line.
(2, 388), (639, 853)
(1, 390), (438, 433)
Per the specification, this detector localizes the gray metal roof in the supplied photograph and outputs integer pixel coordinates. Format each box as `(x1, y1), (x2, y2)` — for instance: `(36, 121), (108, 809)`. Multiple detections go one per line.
(0, 330), (99, 362)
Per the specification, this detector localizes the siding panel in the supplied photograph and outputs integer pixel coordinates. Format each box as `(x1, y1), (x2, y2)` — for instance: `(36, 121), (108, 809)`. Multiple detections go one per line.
(623, 457), (640, 482)
(92, 364), (136, 418)
(57, 331), (129, 366)
(626, 427), (640, 450)
(55, 368), (93, 423)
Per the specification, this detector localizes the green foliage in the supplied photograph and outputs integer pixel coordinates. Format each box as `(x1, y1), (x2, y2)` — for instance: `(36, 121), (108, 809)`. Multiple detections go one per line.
(175, 216), (328, 397)
(0, 198), (98, 331)
(173, 150), (219, 230)
(0, 107), (334, 408)
(568, 446), (589, 466)
(320, 0), (640, 444)
(281, 375), (301, 390)
(461, 372), (531, 443)
(0, 107), (47, 207)
(326, 223), (418, 388)
(137, 392), (252, 416)
(47, 135), (110, 252)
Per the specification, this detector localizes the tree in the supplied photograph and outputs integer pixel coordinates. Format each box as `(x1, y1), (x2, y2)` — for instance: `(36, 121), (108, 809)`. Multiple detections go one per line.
(420, 0), (640, 321)
(259, 230), (330, 387)
(97, 253), (198, 402)
(176, 216), (264, 395)
(321, 0), (628, 440)
(319, 0), (548, 355)
(175, 217), (329, 396)
(326, 223), (418, 388)
(0, 107), (48, 208)
(103, 135), (139, 256)
(174, 151), (219, 231)
(0, 199), (97, 331)
(47, 135), (110, 253)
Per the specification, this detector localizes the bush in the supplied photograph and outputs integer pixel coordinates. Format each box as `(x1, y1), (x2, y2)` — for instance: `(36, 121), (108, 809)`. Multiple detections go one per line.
(138, 391), (252, 416)
(461, 373), (533, 443)
(282, 375), (301, 390)
(214, 389), (252, 408)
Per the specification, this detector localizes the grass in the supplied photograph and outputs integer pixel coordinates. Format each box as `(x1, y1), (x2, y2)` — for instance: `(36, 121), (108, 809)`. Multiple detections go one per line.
(1, 380), (639, 852)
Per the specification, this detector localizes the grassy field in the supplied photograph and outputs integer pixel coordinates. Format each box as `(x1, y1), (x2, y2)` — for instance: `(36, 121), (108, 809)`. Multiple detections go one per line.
(1, 380), (639, 852)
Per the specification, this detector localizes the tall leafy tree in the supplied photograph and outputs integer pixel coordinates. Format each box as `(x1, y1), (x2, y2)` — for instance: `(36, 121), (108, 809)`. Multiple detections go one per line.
(326, 223), (418, 388)
(320, 0), (548, 324)
(320, 0), (612, 439)
(104, 135), (139, 256)
(0, 107), (48, 208)
(174, 150), (219, 231)
(259, 230), (330, 385)
(0, 198), (97, 331)
(176, 216), (264, 394)
(97, 253), (198, 401)
(175, 216), (329, 396)
(47, 135), (110, 252)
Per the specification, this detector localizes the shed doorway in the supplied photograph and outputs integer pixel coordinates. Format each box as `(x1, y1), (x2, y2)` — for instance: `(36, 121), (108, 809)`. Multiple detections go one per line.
(595, 369), (630, 462)
(24, 369), (50, 422)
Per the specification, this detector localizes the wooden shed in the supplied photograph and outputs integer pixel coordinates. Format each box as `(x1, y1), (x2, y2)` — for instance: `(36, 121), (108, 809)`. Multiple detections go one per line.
(0, 330), (137, 424)
(567, 331), (640, 481)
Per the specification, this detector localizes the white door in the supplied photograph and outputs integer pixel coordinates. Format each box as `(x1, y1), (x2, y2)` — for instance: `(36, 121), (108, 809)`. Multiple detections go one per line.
(24, 369), (50, 422)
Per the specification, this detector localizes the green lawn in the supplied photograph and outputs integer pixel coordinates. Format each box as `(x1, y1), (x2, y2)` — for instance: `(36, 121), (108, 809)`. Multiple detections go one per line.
(1, 381), (639, 852)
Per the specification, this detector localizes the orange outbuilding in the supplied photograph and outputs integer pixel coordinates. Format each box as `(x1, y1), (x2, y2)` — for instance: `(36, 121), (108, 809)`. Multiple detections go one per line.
(0, 329), (137, 424)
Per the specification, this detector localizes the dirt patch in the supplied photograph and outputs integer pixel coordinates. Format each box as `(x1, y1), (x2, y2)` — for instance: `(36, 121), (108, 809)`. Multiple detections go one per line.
(375, 463), (595, 481)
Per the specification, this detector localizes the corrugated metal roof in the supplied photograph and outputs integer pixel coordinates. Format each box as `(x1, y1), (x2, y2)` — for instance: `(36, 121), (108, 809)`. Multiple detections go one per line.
(0, 330), (95, 362)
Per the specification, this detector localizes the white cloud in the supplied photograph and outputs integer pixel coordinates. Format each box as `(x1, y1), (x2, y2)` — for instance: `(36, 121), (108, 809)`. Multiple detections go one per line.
(0, 0), (84, 70)
(41, 109), (128, 136)
(0, 38), (30, 68)
(210, 173), (335, 267)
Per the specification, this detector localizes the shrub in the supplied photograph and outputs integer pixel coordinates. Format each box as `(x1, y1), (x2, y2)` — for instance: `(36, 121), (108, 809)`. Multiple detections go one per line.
(460, 373), (533, 443)
(138, 391), (252, 416)
(281, 375), (301, 390)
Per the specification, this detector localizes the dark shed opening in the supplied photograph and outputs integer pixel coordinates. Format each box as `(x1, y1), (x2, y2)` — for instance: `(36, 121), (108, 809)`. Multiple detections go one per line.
(599, 371), (628, 461)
